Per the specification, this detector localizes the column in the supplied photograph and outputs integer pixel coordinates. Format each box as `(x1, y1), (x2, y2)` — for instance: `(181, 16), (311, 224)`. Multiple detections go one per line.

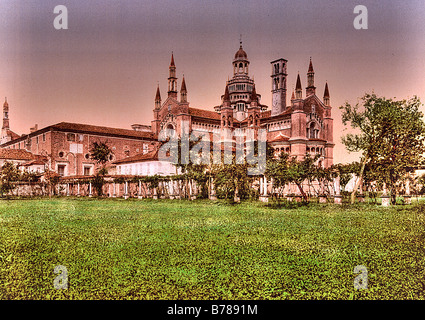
(334, 176), (342, 204)
(404, 179), (412, 205)
(124, 181), (129, 199)
(169, 180), (174, 199)
(234, 183), (240, 203)
(138, 180), (143, 199)
(381, 182), (390, 206)
(259, 175), (269, 202)
(209, 177), (217, 200)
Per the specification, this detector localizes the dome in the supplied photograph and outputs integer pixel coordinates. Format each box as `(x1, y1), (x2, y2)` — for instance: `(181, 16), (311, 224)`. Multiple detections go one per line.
(234, 45), (247, 60)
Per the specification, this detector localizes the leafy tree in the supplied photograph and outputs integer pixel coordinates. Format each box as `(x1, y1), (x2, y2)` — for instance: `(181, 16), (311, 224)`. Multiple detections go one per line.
(43, 168), (60, 197)
(0, 162), (20, 197)
(340, 93), (425, 204)
(89, 141), (113, 196)
(266, 152), (320, 202)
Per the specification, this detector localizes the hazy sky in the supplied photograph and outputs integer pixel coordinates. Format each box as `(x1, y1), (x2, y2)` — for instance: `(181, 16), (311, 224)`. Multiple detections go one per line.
(1, 0), (424, 164)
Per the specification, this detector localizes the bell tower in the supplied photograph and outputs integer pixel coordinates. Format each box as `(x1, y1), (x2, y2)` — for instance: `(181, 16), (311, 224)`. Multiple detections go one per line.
(2, 98), (9, 131)
(1, 98), (11, 145)
(270, 58), (288, 116)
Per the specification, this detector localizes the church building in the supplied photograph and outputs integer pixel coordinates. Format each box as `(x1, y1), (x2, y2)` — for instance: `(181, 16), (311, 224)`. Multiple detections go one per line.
(0, 42), (334, 177)
(143, 42), (334, 172)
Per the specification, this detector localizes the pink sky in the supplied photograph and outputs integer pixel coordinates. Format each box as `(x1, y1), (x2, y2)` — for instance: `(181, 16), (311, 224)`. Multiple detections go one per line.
(1, 0), (424, 164)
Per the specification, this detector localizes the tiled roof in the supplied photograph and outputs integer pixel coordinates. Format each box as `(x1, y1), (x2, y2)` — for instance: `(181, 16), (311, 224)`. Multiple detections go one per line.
(0, 148), (35, 160)
(6, 129), (20, 140)
(20, 159), (46, 166)
(261, 108), (292, 120)
(261, 110), (271, 118)
(50, 122), (157, 140)
(113, 149), (159, 165)
(188, 108), (220, 120)
(269, 133), (290, 142)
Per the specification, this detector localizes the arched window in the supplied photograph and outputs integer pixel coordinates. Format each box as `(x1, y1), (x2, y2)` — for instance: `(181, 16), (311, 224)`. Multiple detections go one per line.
(309, 122), (319, 139)
(166, 123), (176, 137)
(309, 123), (315, 139)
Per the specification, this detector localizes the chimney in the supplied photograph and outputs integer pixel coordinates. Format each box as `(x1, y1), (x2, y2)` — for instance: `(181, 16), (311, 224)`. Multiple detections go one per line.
(30, 124), (38, 133)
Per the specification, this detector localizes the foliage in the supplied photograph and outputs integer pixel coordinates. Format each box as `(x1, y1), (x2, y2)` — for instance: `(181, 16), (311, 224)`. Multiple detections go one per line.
(89, 141), (113, 169)
(266, 152), (321, 202)
(340, 93), (425, 204)
(0, 162), (20, 196)
(20, 171), (41, 183)
(89, 141), (113, 196)
(91, 173), (105, 197)
(42, 169), (60, 196)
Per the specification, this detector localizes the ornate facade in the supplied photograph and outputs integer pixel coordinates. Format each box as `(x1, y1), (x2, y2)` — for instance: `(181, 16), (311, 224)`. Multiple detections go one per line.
(0, 42), (334, 178)
(151, 43), (334, 169)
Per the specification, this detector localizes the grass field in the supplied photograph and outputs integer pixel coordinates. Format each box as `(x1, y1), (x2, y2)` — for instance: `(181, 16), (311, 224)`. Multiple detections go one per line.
(1, 197), (425, 300)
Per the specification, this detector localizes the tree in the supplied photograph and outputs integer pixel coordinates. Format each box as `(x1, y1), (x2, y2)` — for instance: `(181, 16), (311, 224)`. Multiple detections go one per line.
(89, 141), (113, 196)
(266, 151), (320, 202)
(0, 162), (20, 197)
(43, 168), (60, 197)
(340, 93), (425, 204)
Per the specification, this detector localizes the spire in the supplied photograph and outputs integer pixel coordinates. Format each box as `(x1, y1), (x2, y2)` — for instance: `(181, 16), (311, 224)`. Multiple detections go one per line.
(296, 73), (302, 90)
(308, 57), (314, 73)
(306, 57), (316, 96)
(223, 84), (230, 102)
(295, 73), (302, 99)
(291, 89), (295, 100)
(324, 82), (330, 98)
(180, 75), (187, 92)
(155, 85), (161, 110)
(180, 75), (187, 103)
(250, 83), (257, 102)
(323, 82), (330, 106)
(155, 85), (161, 102)
(170, 52), (175, 67)
(168, 52), (177, 98)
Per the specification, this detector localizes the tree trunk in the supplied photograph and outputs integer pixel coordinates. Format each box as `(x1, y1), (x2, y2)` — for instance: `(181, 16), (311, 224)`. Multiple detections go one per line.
(351, 155), (368, 204)
(296, 182), (308, 202)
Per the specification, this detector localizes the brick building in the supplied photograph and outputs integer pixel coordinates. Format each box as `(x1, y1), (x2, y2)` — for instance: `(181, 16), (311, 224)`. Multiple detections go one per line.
(149, 42), (334, 168)
(0, 42), (334, 177)
(0, 120), (158, 177)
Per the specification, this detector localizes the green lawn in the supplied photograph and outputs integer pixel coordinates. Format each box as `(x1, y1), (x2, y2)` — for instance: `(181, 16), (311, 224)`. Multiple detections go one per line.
(1, 198), (425, 300)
